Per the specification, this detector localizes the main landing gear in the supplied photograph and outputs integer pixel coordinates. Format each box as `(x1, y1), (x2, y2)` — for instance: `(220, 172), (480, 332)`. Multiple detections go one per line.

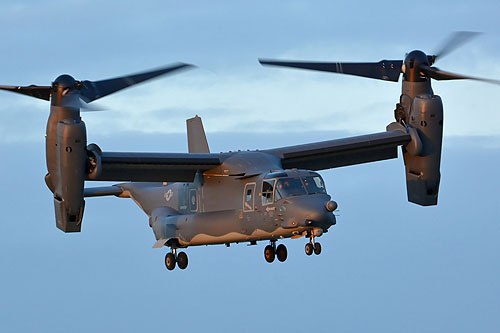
(305, 235), (321, 256)
(164, 248), (189, 271)
(264, 241), (288, 263)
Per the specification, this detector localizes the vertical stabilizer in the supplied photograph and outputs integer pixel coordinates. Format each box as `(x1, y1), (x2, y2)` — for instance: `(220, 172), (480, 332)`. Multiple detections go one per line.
(186, 116), (210, 153)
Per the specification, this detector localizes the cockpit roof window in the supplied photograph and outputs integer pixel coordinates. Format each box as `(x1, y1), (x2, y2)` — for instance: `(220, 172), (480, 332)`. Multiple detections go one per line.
(266, 171), (288, 178)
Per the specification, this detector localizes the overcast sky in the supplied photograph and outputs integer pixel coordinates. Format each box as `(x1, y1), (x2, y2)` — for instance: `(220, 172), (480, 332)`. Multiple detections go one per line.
(1, 0), (500, 142)
(1, 1), (499, 332)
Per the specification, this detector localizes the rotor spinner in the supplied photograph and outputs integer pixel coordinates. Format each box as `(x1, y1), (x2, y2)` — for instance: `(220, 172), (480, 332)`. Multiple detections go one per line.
(51, 74), (80, 107)
(402, 50), (431, 83)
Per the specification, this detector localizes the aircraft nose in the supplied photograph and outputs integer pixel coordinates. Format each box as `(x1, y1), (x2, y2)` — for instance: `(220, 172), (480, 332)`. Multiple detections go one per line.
(306, 203), (336, 228)
(283, 196), (336, 229)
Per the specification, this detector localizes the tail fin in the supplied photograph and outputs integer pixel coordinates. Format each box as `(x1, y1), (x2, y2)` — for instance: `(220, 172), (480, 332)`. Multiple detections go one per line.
(186, 116), (210, 153)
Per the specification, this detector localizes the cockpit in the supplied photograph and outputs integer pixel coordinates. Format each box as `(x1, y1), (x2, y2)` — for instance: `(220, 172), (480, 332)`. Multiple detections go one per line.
(261, 171), (327, 205)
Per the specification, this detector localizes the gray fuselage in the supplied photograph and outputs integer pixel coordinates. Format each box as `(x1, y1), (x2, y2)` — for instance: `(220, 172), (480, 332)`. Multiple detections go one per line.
(118, 151), (336, 248)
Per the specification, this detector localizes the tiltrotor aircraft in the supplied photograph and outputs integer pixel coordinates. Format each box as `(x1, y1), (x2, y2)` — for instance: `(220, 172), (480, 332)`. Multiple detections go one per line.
(1, 32), (497, 271)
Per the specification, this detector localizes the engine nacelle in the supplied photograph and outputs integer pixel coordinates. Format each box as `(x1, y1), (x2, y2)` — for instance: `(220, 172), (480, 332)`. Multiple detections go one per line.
(52, 120), (87, 232)
(403, 94), (443, 206)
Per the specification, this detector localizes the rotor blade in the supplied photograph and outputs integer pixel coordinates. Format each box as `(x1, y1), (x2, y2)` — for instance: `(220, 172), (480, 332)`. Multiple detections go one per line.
(79, 62), (195, 103)
(0, 85), (51, 101)
(59, 92), (105, 111)
(419, 65), (500, 84)
(434, 31), (481, 60)
(259, 59), (403, 82)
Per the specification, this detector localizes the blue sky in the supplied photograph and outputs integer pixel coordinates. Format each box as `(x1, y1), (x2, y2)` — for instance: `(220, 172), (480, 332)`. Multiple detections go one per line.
(0, 1), (499, 332)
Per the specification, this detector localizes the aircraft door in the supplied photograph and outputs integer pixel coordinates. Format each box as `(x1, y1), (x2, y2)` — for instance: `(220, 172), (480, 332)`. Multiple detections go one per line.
(243, 183), (256, 212)
(241, 182), (256, 235)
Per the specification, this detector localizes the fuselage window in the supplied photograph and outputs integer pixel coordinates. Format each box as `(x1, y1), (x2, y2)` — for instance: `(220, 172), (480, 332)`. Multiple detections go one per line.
(243, 183), (256, 212)
(246, 189), (252, 202)
(262, 179), (275, 205)
(302, 175), (327, 194)
(189, 189), (197, 212)
(275, 177), (306, 201)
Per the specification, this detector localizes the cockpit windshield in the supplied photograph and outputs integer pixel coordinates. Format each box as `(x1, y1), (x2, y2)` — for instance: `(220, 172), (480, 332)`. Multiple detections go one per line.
(274, 178), (307, 200)
(302, 175), (327, 194)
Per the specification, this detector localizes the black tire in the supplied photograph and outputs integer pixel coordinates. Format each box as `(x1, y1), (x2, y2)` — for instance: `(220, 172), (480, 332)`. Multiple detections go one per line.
(314, 242), (322, 255)
(264, 245), (275, 263)
(305, 243), (314, 256)
(165, 253), (176, 270)
(177, 251), (188, 270)
(276, 244), (287, 262)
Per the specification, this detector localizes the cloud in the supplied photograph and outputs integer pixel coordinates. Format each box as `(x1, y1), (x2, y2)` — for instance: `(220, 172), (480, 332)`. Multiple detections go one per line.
(82, 63), (500, 137)
(2, 62), (500, 145)
(1, 0), (500, 143)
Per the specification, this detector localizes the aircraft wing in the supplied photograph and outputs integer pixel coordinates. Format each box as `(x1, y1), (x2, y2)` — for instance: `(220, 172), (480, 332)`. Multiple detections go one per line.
(87, 151), (222, 182)
(264, 130), (411, 170)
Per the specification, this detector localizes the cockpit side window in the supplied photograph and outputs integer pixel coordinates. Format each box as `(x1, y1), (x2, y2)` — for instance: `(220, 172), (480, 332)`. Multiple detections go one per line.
(262, 179), (275, 205)
(302, 175), (327, 194)
(275, 178), (306, 201)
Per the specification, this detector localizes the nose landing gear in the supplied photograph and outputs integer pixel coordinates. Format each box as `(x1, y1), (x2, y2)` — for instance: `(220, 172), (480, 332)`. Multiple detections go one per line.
(313, 242), (321, 255)
(264, 241), (288, 263)
(165, 252), (176, 270)
(164, 248), (189, 271)
(305, 242), (314, 256)
(305, 235), (322, 256)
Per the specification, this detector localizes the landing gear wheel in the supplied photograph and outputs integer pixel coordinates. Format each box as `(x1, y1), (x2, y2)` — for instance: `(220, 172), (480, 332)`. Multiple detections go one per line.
(165, 253), (176, 270)
(264, 245), (275, 263)
(177, 251), (188, 270)
(276, 244), (288, 262)
(305, 243), (314, 256)
(314, 242), (322, 255)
